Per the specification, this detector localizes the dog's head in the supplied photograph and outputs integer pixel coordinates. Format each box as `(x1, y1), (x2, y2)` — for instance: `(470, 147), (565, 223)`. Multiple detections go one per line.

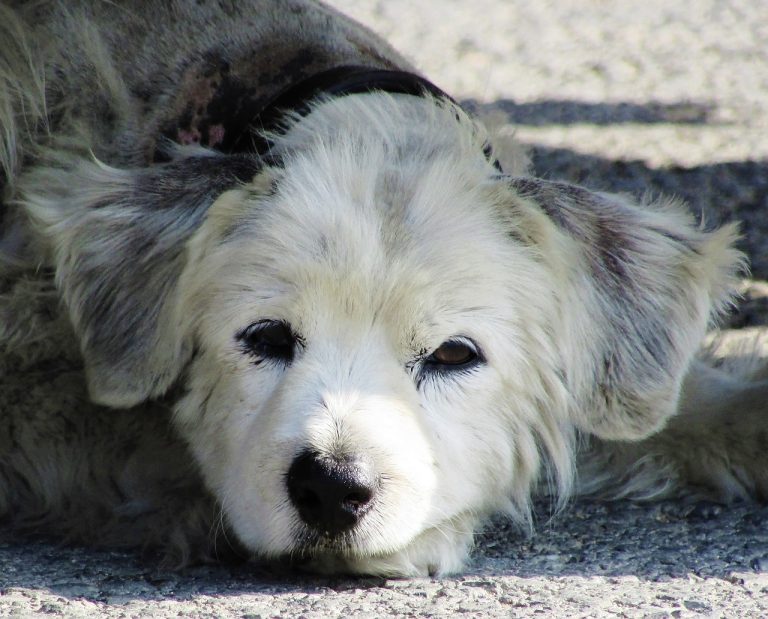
(23, 95), (741, 575)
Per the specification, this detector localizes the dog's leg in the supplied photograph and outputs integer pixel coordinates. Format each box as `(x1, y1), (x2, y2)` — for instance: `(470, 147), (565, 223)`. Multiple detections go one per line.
(577, 329), (768, 502)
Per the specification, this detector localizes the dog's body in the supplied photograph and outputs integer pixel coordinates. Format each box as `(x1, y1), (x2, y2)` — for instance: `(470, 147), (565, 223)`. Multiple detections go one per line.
(0, 0), (766, 576)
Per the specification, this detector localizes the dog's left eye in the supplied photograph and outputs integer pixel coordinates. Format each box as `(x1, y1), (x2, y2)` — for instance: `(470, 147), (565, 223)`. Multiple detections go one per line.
(237, 320), (298, 364)
(423, 338), (483, 371)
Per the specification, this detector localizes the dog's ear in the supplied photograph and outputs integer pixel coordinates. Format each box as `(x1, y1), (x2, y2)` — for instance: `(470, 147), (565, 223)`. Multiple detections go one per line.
(501, 177), (743, 440)
(22, 152), (261, 408)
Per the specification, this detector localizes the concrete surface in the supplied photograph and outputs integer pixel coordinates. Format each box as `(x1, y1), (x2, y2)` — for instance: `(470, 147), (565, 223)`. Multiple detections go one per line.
(2, 0), (768, 616)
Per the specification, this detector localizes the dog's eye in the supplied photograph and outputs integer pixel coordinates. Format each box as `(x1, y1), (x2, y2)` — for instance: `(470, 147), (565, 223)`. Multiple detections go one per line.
(424, 338), (482, 370)
(238, 320), (297, 364)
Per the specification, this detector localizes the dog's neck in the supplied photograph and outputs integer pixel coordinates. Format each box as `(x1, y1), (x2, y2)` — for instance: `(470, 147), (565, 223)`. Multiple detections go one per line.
(158, 64), (501, 171)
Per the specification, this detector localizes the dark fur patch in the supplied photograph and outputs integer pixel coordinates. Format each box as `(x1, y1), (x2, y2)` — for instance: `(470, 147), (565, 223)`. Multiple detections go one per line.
(49, 151), (263, 405)
(132, 154), (261, 208)
(508, 177), (576, 234)
(158, 48), (333, 157)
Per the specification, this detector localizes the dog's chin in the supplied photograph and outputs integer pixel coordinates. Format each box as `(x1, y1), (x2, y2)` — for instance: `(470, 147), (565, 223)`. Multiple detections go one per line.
(264, 513), (478, 578)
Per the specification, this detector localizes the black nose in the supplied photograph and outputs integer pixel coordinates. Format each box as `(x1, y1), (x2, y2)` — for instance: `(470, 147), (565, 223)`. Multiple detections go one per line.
(286, 451), (377, 536)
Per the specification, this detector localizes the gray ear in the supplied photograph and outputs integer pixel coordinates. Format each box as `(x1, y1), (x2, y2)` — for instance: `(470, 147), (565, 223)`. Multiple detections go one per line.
(23, 152), (261, 408)
(504, 177), (743, 440)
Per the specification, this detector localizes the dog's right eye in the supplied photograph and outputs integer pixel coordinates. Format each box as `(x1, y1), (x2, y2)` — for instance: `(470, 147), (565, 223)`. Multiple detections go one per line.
(237, 320), (297, 364)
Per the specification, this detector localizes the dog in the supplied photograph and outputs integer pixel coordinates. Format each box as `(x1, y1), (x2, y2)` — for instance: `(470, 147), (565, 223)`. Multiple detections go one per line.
(0, 0), (765, 577)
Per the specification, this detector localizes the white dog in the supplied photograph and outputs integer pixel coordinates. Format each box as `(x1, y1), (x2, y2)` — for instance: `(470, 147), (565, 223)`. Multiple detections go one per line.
(0, 0), (764, 576)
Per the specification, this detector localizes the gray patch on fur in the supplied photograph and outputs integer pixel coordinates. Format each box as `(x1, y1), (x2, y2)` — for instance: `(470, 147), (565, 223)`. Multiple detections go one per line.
(508, 175), (741, 439)
(25, 151), (261, 407)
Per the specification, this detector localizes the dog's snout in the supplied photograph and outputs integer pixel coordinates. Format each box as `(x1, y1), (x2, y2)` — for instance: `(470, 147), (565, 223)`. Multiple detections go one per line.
(287, 451), (377, 535)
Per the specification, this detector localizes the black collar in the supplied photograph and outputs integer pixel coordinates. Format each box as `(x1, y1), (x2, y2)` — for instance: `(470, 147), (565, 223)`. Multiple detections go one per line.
(220, 65), (501, 171)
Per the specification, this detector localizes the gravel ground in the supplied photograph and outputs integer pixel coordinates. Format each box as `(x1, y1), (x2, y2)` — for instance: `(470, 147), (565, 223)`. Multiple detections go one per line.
(2, 0), (768, 616)
(2, 500), (768, 618)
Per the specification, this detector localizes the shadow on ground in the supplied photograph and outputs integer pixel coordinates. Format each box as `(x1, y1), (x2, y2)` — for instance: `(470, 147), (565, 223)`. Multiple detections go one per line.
(3, 497), (768, 603)
(472, 499), (768, 579)
(466, 98), (716, 126)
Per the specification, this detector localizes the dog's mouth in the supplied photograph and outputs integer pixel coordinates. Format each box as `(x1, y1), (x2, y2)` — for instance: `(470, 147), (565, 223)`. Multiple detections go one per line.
(277, 528), (405, 577)
(293, 526), (367, 554)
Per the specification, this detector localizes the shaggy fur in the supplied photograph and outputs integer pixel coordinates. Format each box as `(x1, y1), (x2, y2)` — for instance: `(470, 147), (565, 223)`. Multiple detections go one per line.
(0, 0), (765, 576)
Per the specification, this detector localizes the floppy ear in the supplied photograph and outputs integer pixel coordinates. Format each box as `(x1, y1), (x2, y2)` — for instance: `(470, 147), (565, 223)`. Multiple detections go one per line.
(502, 177), (743, 440)
(22, 151), (261, 408)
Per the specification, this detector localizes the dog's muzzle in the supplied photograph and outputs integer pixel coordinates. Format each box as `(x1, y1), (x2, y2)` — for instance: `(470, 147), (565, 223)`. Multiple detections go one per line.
(287, 451), (378, 536)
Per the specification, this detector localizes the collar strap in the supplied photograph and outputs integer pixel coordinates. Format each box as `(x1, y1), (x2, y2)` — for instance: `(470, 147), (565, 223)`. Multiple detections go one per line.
(221, 65), (501, 171)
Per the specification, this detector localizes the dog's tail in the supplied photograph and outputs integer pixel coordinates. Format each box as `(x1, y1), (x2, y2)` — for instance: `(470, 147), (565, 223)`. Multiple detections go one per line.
(577, 325), (768, 502)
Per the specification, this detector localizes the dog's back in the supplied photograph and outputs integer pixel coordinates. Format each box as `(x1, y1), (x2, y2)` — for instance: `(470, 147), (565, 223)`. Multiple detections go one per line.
(1, 0), (410, 184)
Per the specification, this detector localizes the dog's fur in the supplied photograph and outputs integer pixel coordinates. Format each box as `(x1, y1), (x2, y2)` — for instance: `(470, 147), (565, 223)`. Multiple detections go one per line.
(1, 0), (766, 577)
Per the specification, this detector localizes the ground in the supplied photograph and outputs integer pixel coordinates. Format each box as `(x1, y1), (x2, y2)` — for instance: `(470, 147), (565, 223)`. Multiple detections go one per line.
(2, 0), (767, 616)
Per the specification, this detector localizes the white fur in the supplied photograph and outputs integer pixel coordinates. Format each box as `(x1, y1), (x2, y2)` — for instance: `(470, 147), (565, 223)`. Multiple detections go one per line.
(164, 97), (576, 574)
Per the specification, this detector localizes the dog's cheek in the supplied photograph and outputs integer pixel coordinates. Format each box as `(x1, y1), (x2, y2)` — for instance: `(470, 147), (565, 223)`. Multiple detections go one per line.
(172, 358), (327, 554)
(172, 356), (288, 536)
(419, 371), (517, 519)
